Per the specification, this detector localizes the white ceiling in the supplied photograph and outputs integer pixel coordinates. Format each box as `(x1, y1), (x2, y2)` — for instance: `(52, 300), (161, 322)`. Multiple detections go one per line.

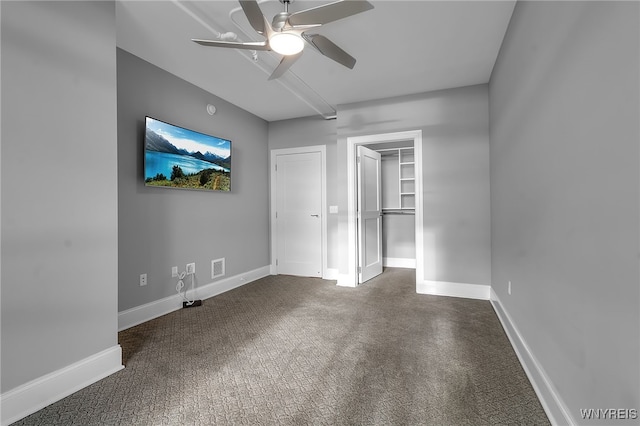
(116, 0), (516, 122)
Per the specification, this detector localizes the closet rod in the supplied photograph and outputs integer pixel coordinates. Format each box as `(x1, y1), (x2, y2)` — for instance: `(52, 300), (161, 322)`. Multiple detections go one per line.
(382, 210), (415, 215)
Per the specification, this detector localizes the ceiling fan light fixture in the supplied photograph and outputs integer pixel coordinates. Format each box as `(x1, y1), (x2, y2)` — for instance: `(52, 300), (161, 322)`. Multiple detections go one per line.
(270, 32), (304, 55)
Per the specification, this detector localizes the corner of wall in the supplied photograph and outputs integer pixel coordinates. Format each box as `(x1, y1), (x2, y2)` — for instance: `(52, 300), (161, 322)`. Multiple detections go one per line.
(490, 289), (574, 425)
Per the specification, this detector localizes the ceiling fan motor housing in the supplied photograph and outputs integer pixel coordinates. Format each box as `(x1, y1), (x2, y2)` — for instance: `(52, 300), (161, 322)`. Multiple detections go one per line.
(272, 12), (290, 31)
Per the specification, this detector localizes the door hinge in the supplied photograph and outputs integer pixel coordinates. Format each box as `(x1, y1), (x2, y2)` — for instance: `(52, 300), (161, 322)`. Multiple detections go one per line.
(358, 266), (362, 273)
(276, 259), (278, 266)
(356, 156), (361, 164)
(275, 164), (278, 172)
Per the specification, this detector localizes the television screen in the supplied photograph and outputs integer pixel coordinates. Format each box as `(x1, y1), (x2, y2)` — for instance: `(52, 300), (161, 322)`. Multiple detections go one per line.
(144, 117), (231, 191)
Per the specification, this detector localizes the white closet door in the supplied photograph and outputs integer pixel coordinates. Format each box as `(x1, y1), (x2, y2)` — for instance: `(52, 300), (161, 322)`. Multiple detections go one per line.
(357, 146), (383, 283)
(275, 151), (323, 277)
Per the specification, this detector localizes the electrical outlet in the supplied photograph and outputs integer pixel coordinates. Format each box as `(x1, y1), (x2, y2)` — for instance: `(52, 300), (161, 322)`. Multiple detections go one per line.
(508, 281), (512, 295)
(140, 273), (147, 286)
(186, 262), (195, 275)
(171, 266), (178, 277)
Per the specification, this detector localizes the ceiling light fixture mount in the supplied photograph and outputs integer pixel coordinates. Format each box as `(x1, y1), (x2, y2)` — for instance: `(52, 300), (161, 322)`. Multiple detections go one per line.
(270, 0), (302, 55)
(272, 0), (294, 30)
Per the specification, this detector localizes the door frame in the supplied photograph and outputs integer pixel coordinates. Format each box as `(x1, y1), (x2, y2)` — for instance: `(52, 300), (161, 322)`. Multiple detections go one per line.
(270, 145), (327, 278)
(343, 130), (424, 288)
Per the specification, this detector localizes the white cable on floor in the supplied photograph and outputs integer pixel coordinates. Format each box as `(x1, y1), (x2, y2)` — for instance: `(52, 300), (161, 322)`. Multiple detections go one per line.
(186, 273), (196, 306)
(176, 270), (197, 306)
(175, 271), (188, 301)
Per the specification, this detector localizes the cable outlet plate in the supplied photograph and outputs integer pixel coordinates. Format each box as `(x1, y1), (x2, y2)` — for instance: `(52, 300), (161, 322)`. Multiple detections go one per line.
(186, 263), (195, 275)
(140, 273), (147, 286)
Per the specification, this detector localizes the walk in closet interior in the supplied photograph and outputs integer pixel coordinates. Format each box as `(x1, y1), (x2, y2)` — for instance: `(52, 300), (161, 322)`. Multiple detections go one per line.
(369, 141), (417, 269)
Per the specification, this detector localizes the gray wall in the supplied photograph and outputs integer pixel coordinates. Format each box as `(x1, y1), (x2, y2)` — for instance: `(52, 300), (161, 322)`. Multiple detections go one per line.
(117, 49), (270, 311)
(1, 1), (119, 392)
(382, 215), (415, 260)
(268, 116), (339, 270)
(337, 85), (491, 286)
(490, 1), (639, 422)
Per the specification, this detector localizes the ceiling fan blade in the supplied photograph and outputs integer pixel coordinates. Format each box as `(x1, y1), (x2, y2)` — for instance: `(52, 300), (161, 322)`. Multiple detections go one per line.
(192, 39), (270, 51)
(288, 0), (374, 26)
(304, 34), (356, 69)
(239, 0), (266, 34)
(268, 51), (303, 80)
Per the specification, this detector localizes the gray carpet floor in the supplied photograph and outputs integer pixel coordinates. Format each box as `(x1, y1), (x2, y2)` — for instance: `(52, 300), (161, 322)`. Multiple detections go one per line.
(14, 268), (549, 425)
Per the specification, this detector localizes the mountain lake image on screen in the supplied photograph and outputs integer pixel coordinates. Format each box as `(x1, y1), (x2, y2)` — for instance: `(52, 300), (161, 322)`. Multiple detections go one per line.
(144, 117), (231, 192)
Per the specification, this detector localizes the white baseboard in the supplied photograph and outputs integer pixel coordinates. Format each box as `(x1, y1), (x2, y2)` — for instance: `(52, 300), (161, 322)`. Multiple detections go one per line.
(337, 273), (356, 287)
(383, 257), (416, 269)
(323, 268), (339, 280)
(1, 345), (123, 426)
(417, 279), (490, 300)
(118, 265), (271, 331)
(490, 289), (573, 426)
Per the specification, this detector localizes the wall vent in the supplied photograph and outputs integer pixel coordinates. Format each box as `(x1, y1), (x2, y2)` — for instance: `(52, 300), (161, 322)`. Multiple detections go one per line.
(211, 258), (225, 279)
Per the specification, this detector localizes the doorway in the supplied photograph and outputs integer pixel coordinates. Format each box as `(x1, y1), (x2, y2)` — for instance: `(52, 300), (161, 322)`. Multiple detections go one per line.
(343, 130), (424, 289)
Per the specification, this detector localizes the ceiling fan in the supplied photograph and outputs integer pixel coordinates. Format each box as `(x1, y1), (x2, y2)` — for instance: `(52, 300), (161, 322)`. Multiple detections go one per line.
(192, 0), (374, 80)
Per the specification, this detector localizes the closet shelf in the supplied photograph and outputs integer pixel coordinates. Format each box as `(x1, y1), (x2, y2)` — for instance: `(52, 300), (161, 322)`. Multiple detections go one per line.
(380, 146), (415, 210)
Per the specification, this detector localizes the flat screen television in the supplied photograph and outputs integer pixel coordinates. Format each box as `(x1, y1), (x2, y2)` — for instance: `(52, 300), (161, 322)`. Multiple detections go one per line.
(144, 116), (231, 192)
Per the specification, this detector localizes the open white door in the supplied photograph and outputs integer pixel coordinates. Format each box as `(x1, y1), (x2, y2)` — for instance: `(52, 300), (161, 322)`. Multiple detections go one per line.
(275, 151), (323, 277)
(357, 145), (383, 283)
